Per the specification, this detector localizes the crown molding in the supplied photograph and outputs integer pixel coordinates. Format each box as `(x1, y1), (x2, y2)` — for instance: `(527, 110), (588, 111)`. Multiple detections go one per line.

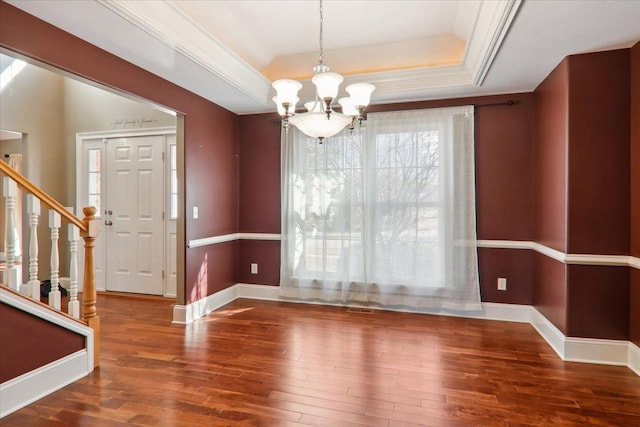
(95, 0), (520, 112)
(97, 0), (271, 105)
(464, 0), (522, 86)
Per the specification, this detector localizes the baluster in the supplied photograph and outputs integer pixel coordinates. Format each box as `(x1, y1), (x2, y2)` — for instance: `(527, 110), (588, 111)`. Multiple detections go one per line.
(3, 176), (19, 291)
(49, 210), (61, 309)
(66, 207), (80, 318)
(27, 196), (41, 300)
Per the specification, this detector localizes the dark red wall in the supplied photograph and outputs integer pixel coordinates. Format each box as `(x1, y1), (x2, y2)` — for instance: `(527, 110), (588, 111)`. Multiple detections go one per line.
(567, 51), (630, 255)
(567, 265), (629, 340)
(532, 59), (570, 333)
(0, 1), (239, 305)
(563, 51), (631, 339)
(532, 49), (634, 339)
(534, 60), (569, 254)
(238, 93), (537, 305)
(0, 302), (85, 382)
(630, 41), (640, 347)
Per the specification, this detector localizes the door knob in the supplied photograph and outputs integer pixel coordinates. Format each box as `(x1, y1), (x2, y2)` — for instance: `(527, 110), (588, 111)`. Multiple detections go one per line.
(105, 220), (113, 226)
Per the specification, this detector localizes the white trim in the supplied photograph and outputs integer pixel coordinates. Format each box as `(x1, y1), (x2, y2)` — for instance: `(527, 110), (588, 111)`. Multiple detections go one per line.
(564, 337), (629, 366)
(530, 308), (567, 359)
(76, 126), (177, 140)
(187, 233), (239, 249)
(531, 242), (567, 263)
(94, 1), (520, 109)
(564, 253), (633, 267)
(97, 0), (271, 105)
(0, 288), (94, 417)
(0, 350), (92, 418)
(174, 283), (532, 324)
(171, 285), (238, 324)
(464, 0), (522, 86)
(237, 284), (533, 323)
(476, 240), (533, 249)
(189, 236), (640, 270)
(187, 232), (281, 248)
(238, 233), (281, 241)
(629, 343), (640, 376)
(0, 288), (94, 342)
(479, 240), (639, 269)
(171, 284), (638, 375)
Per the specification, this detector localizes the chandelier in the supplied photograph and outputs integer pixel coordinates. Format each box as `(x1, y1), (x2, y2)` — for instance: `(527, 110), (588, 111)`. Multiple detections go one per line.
(271, 0), (375, 143)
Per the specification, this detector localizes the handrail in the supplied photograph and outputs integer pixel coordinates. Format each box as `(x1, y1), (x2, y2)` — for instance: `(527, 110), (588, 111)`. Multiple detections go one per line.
(0, 161), (87, 232)
(0, 160), (101, 367)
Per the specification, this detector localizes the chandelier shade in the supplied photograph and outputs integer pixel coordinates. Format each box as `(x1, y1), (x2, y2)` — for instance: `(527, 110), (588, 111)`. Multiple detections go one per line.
(346, 83), (375, 107)
(271, 0), (374, 141)
(289, 111), (353, 140)
(311, 72), (343, 100)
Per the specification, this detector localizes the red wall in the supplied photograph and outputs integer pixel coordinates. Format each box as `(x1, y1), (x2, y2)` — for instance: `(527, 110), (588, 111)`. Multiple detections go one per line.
(533, 49), (634, 339)
(0, 2), (239, 305)
(239, 93), (537, 305)
(0, 302), (85, 382)
(534, 60), (569, 253)
(567, 50), (630, 255)
(630, 41), (640, 346)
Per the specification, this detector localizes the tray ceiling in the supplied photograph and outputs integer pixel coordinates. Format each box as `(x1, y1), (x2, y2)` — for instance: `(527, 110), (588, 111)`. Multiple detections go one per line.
(5, 0), (640, 114)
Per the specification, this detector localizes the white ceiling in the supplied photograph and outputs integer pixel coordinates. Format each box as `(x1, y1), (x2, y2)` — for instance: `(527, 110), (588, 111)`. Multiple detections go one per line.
(6, 0), (640, 115)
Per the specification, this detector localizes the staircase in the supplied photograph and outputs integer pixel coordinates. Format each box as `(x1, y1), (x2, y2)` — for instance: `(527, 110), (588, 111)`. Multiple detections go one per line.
(0, 161), (100, 417)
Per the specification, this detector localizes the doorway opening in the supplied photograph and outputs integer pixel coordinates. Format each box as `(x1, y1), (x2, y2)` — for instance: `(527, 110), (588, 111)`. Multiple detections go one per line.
(77, 128), (177, 297)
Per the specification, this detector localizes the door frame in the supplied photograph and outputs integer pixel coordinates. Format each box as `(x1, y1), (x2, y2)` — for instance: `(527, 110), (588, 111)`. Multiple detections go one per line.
(75, 126), (177, 297)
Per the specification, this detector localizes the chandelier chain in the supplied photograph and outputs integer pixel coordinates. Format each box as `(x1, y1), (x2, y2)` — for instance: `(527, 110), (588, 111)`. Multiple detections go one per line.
(319, 0), (324, 64)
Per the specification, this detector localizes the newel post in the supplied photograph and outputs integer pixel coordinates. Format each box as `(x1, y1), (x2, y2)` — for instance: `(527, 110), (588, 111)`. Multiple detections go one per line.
(81, 206), (101, 368)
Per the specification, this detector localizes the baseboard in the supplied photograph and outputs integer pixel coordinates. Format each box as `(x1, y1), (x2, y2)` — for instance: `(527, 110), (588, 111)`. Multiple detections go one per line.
(0, 350), (91, 418)
(172, 284), (638, 375)
(564, 337), (629, 366)
(236, 284), (533, 323)
(530, 308), (566, 359)
(629, 343), (640, 376)
(172, 285), (239, 324)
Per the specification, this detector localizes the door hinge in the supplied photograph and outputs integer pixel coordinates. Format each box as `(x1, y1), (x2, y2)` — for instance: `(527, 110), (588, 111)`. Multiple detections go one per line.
(162, 211), (165, 220)
(162, 270), (165, 279)
(162, 152), (165, 161)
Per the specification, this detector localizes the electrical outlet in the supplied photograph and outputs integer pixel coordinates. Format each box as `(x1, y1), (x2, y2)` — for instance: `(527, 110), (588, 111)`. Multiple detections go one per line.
(251, 263), (258, 274)
(497, 277), (507, 291)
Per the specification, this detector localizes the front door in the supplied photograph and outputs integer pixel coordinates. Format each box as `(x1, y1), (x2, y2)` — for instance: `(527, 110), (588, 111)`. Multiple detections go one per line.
(104, 135), (165, 295)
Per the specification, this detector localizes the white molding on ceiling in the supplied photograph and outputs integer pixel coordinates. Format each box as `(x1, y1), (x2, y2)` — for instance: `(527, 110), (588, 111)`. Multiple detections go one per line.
(464, 0), (522, 86)
(97, 0), (272, 105)
(296, 64), (473, 102)
(94, 0), (521, 110)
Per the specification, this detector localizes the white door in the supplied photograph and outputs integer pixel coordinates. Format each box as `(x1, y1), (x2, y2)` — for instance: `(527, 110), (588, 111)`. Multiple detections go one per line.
(104, 135), (164, 295)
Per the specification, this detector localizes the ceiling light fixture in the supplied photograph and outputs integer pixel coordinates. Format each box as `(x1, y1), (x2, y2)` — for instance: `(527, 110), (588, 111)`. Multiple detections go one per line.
(271, 0), (375, 143)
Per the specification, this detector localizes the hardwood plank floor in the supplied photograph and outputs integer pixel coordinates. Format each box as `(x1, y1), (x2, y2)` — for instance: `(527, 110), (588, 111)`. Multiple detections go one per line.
(2, 293), (639, 426)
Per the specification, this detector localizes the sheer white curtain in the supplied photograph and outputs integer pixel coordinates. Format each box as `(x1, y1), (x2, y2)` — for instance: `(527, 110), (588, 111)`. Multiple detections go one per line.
(280, 106), (480, 311)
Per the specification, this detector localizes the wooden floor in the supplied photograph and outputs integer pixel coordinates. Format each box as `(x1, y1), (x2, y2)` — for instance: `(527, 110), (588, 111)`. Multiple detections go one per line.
(3, 294), (640, 426)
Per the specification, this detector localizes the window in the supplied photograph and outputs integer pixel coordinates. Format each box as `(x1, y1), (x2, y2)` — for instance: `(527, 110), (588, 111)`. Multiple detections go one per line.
(280, 106), (480, 311)
(169, 144), (178, 219)
(87, 148), (101, 216)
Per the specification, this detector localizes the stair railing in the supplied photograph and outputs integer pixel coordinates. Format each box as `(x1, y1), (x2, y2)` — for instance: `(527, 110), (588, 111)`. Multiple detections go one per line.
(0, 161), (101, 367)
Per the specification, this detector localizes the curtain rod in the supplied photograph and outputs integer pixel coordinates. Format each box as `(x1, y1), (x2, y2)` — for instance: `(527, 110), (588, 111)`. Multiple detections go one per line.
(474, 100), (516, 108)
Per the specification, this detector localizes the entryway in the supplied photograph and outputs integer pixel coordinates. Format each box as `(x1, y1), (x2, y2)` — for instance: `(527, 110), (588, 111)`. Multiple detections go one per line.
(76, 127), (176, 297)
